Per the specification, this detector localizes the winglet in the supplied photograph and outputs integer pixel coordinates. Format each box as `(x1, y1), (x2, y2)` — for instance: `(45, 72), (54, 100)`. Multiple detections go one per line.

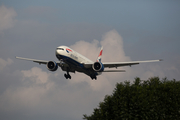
(159, 59), (163, 61)
(97, 46), (103, 62)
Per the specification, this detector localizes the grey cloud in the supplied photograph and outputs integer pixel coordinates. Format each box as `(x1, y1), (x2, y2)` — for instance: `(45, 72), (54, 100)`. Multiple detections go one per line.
(0, 5), (17, 33)
(0, 58), (13, 71)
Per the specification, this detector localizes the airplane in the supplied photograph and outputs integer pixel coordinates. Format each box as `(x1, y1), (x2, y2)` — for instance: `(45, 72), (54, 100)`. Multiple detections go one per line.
(16, 46), (162, 80)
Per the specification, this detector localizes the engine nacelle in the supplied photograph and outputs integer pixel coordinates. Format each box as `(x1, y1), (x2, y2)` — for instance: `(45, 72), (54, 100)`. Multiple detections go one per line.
(47, 61), (58, 71)
(92, 62), (104, 72)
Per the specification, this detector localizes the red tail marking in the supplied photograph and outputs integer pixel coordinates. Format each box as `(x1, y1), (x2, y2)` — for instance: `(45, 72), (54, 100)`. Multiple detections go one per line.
(98, 50), (103, 57)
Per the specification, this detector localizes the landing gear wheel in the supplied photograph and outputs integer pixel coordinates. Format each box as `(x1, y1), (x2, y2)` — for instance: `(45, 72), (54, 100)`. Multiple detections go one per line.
(64, 73), (71, 79)
(68, 74), (71, 79)
(90, 75), (97, 80)
(64, 74), (68, 79)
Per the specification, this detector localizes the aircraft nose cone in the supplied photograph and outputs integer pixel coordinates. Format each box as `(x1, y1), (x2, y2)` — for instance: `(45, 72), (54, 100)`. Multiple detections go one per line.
(55, 49), (58, 55)
(56, 49), (63, 59)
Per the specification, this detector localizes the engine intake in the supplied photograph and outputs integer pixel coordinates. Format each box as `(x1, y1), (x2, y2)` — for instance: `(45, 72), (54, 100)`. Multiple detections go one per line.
(47, 61), (58, 71)
(92, 62), (104, 72)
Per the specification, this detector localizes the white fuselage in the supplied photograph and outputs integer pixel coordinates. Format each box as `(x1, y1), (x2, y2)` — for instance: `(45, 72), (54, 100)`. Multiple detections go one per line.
(55, 46), (97, 76)
(56, 46), (93, 64)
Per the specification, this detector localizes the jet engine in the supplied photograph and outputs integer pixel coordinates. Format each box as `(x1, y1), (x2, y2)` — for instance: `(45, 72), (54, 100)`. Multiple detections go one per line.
(47, 61), (58, 71)
(92, 62), (104, 72)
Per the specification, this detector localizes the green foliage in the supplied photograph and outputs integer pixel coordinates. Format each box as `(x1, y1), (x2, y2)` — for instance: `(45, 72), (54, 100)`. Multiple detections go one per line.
(83, 77), (180, 120)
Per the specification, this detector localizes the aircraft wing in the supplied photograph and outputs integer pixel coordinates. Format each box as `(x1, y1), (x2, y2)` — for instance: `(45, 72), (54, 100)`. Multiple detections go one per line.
(102, 59), (162, 68)
(83, 59), (162, 68)
(16, 56), (68, 67)
(16, 56), (49, 64)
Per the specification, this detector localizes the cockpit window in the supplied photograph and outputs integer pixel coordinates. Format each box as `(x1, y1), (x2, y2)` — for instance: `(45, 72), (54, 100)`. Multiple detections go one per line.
(57, 48), (64, 50)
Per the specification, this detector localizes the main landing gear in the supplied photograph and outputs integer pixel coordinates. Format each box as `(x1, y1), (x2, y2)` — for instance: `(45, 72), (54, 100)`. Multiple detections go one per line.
(64, 72), (71, 79)
(90, 75), (97, 80)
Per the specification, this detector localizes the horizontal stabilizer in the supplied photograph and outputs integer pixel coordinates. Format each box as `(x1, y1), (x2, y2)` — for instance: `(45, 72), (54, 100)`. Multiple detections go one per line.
(102, 70), (126, 72)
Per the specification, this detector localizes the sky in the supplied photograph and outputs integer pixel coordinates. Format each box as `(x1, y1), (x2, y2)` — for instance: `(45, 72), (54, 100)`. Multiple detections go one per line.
(0, 0), (180, 120)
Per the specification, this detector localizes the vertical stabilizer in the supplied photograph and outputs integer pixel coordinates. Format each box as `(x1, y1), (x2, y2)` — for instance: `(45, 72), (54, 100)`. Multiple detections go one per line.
(97, 47), (103, 62)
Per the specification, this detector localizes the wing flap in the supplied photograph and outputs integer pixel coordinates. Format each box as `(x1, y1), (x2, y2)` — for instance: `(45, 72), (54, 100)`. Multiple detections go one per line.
(103, 70), (126, 72)
(103, 62), (139, 68)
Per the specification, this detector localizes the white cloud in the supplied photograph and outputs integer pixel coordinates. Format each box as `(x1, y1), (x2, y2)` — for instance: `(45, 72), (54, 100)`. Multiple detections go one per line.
(21, 67), (50, 84)
(0, 67), (55, 111)
(0, 5), (17, 33)
(70, 39), (100, 61)
(0, 58), (13, 71)
(100, 29), (130, 62)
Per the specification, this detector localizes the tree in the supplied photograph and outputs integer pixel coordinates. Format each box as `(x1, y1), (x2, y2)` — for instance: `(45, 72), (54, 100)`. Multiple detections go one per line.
(83, 77), (180, 120)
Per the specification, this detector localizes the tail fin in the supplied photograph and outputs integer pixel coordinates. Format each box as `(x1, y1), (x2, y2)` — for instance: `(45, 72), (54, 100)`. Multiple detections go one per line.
(97, 47), (103, 62)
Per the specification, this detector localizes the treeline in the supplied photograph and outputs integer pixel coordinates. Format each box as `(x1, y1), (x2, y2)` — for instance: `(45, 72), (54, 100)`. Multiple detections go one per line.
(83, 77), (180, 120)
